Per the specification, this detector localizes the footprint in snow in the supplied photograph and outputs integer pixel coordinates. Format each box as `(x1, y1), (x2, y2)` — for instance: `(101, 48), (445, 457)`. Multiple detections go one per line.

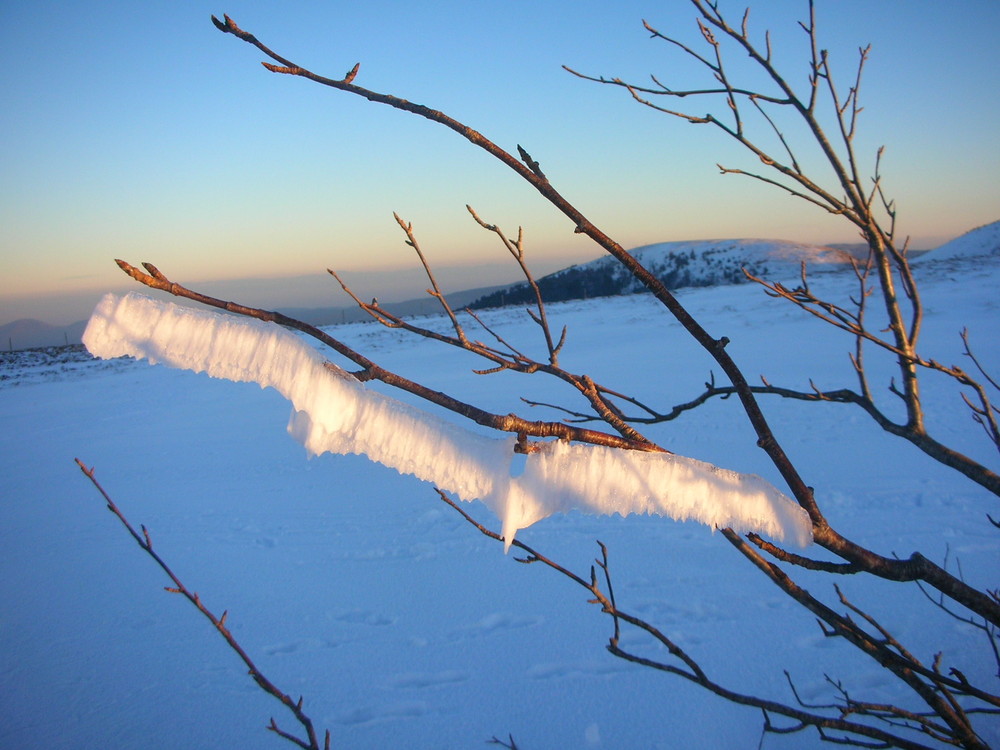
(527, 660), (630, 680)
(387, 669), (470, 689)
(335, 701), (430, 726)
(333, 609), (396, 627)
(450, 612), (543, 640)
(262, 637), (342, 656)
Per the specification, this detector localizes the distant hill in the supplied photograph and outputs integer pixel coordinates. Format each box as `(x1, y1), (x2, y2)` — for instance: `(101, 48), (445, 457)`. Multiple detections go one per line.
(277, 283), (510, 326)
(6, 225), (993, 351)
(470, 238), (855, 309)
(1, 318), (88, 352)
(0, 284), (511, 352)
(913, 220), (1000, 262)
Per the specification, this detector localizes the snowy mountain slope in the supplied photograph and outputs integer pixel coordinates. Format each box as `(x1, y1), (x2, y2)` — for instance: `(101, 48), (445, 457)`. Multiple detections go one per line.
(471, 238), (854, 308)
(0, 253), (997, 749)
(914, 219), (1000, 262)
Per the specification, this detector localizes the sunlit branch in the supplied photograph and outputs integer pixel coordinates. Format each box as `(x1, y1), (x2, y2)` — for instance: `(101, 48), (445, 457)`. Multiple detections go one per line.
(465, 206), (565, 365)
(393, 212), (469, 345)
(113, 259), (658, 453)
(325, 227), (655, 448)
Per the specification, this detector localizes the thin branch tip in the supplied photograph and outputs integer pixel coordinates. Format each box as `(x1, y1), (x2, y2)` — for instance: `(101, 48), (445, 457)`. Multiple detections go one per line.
(210, 14), (229, 33)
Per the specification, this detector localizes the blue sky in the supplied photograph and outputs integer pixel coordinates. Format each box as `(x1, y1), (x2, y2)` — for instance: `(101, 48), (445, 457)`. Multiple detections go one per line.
(2, 1), (998, 325)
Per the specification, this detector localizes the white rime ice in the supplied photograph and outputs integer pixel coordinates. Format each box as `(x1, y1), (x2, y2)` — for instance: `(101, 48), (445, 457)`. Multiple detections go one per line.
(84, 292), (813, 550)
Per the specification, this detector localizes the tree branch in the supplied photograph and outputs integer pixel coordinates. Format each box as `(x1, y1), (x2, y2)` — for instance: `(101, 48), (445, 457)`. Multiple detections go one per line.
(113, 259), (660, 453)
(437, 487), (985, 749)
(74, 458), (330, 750)
(210, 12), (830, 533)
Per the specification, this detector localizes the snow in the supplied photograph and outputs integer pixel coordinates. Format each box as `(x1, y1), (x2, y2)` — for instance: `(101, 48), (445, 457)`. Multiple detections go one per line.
(83, 292), (812, 550)
(500, 439), (811, 548)
(81, 292), (516, 516)
(628, 237), (852, 267)
(914, 219), (1000, 261)
(553, 237), (853, 293)
(2, 254), (997, 749)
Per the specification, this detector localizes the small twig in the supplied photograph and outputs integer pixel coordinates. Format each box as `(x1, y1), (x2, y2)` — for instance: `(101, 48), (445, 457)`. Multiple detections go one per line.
(463, 307), (530, 361)
(595, 542), (621, 644)
(466, 205), (561, 365)
(747, 533), (861, 574)
(327, 268), (397, 327)
(962, 328), (1000, 393)
(436, 486), (961, 748)
(393, 212), (469, 344)
(487, 733), (521, 750)
(74, 458), (329, 750)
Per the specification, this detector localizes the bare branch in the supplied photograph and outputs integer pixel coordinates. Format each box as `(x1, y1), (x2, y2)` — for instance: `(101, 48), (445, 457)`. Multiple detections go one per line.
(466, 205), (561, 364)
(113, 259), (661, 453)
(393, 212), (469, 345)
(74, 458), (328, 749)
(488, 734), (521, 750)
(437, 486), (980, 749)
(722, 528), (994, 747)
(963, 328), (1000, 392)
(747, 533), (862, 574)
(89, 12), (1000, 749)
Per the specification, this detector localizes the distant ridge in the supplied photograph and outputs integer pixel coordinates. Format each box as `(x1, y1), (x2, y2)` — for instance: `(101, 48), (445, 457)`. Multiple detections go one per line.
(5, 224), (994, 351)
(0, 285), (511, 351)
(276, 283), (510, 326)
(913, 220), (1000, 262)
(1, 318), (88, 352)
(470, 238), (855, 309)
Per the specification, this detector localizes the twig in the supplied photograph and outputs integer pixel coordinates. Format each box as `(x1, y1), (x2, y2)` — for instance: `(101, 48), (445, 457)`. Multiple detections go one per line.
(466, 205), (563, 365)
(393, 212), (469, 344)
(487, 734), (521, 750)
(207, 5), (1000, 621)
(74, 458), (330, 750)
(113, 260), (659, 454)
(435, 487), (956, 749)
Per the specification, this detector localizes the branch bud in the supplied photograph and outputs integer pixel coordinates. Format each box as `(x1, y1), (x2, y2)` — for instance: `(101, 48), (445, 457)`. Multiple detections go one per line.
(516, 145), (546, 179)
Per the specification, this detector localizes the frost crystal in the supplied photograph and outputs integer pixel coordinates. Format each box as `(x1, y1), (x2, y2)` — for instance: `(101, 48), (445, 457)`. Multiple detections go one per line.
(84, 293), (813, 550)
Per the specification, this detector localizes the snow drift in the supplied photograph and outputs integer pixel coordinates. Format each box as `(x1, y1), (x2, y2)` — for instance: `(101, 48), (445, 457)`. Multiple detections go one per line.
(914, 220), (1000, 262)
(83, 292), (812, 549)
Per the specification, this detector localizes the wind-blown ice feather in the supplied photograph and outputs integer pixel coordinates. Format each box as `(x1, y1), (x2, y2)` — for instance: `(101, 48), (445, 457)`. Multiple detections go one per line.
(83, 292), (813, 549)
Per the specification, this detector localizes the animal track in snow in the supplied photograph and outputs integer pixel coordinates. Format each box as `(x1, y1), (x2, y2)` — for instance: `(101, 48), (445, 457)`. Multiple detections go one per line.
(449, 611), (544, 640)
(387, 670), (469, 689)
(526, 659), (630, 681)
(262, 637), (343, 656)
(333, 609), (396, 627)
(335, 701), (431, 726)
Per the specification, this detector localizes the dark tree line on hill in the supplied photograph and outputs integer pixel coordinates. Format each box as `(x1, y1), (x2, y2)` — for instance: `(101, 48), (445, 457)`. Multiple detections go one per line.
(469, 248), (767, 309)
(470, 265), (625, 309)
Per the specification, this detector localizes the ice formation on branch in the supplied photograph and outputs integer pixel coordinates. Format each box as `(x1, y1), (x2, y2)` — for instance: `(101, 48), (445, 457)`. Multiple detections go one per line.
(84, 293), (813, 549)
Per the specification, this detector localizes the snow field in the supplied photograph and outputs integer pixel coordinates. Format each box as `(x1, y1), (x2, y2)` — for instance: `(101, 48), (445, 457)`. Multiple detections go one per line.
(1, 255), (997, 749)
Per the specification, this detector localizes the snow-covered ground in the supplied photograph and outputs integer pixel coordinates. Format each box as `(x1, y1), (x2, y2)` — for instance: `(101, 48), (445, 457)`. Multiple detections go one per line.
(1, 253), (998, 749)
